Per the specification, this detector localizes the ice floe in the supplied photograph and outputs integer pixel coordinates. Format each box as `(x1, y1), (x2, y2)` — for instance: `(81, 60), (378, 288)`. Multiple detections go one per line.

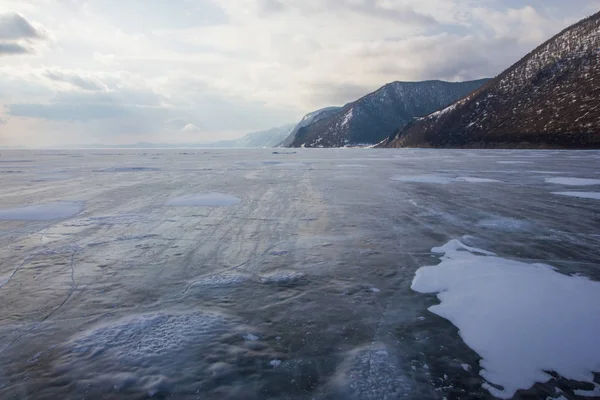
(412, 239), (600, 399)
(0, 201), (84, 220)
(545, 177), (600, 186)
(165, 193), (241, 207)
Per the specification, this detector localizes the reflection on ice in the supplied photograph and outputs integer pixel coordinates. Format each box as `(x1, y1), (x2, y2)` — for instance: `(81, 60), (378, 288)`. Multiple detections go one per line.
(0, 201), (84, 220)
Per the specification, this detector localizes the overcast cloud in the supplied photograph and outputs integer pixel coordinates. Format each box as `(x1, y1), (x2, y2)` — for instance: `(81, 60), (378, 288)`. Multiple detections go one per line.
(0, 0), (597, 146)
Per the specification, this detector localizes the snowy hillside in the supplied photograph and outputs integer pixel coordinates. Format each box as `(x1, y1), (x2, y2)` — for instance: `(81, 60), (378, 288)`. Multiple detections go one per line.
(278, 107), (342, 147)
(287, 79), (489, 148)
(383, 11), (600, 149)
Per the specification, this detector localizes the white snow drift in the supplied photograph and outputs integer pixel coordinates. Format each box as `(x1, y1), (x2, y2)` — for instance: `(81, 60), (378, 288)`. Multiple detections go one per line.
(412, 239), (600, 399)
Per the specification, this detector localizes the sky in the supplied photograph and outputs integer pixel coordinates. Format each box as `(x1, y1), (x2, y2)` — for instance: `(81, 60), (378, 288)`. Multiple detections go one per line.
(0, 0), (598, 147)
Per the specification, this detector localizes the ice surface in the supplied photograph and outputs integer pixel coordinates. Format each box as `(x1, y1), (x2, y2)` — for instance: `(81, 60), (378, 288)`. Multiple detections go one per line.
(412, 240), (600, 399)
(454, 177), (501, 183)
(94, 167), (161, 172)
(336, 164), (368, 168)
(391, 175), (500, 184)
(545, 177), (600, 186)
(477, 218), (532, 232)
(1, 148), (599, 399)
(165, 193), (241, 206)
(243, 333), (260, 341)
(391, 175), (454, 184)
(333, 345), (414, 399)
(497, 161), (533, 164)
(553, 191), (600, 200)
(0, 201), (84, 220)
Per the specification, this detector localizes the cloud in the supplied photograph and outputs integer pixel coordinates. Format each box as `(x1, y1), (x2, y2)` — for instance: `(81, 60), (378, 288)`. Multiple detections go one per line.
(0, 12), (47, 56)
(43, 69), (108, 91)
(0, 1), (594, 146)
(0, 12), (43, 40)
(0, 42), (29, 55)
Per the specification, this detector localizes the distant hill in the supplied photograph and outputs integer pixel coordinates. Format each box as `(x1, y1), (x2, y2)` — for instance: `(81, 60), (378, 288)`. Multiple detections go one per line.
(382, 11), (600, 149)
(76, 125), (296, 149)
(286, 79), (489, 148)
(206, 124), (296, 148)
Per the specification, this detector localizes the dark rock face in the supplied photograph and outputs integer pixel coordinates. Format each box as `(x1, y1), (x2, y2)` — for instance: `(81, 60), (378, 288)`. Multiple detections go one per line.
(287, 80), (489, 148)
(383, 12), (600, 149)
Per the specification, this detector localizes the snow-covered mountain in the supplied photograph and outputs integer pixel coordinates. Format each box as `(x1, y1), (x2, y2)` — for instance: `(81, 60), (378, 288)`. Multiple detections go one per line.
(286, 79), (489, 148)
(278, 107), (341, 147)
(382, 11), (600, 149)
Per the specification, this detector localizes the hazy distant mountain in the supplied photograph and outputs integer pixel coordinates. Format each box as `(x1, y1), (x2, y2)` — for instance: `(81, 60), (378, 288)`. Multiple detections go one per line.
(206, 124), (296, 148)
(78, 125), (296, 149)
(382, 11), (600, 149)
(278, 107), (342, 147)
(287, 79), (489, 148)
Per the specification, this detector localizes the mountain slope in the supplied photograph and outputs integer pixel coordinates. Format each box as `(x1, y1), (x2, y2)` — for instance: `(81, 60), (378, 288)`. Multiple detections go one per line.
(278, 107), (342, 147)
(288, 79), (489, 148)
(383, 12), (600, 149)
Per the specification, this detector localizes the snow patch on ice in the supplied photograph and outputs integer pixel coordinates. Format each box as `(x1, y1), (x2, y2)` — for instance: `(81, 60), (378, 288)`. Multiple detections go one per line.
(165, 193), (241, 207)
(243, 333), (259, 341)
(412, 239), (600, 399)
(496, 161), (532, 164)
(545, 177), (600, 186)
(454, 177), (500, 183)
(552, 192), (600, 200)
(0, 201), (84, 220)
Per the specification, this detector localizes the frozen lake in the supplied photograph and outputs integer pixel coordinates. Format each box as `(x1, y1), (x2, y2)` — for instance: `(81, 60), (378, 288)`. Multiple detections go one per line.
(0, 149), (599, 399)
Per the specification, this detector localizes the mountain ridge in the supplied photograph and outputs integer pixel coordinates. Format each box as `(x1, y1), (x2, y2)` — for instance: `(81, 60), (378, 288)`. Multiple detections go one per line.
(382, 11), (600, 149)
(287, 79), (490, 148)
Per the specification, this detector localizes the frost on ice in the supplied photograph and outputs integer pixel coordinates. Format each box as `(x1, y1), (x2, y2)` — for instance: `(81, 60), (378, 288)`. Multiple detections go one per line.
(545, 177), (600, 186)
(412, 239), (600, 399)
(552, 192), (600, 200)
(391, 175), (500, 184)
(165, 193), (241, 207)
(0, 201), (84, 220)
